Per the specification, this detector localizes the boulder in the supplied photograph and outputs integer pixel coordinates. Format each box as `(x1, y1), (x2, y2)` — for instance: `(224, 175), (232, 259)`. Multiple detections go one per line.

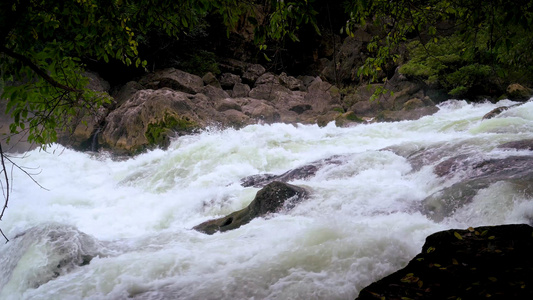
(138, 68), (204, 94)
(193, 181), (308, 234)
(321, 33), (370, 84)
(498, 139), (533, 151)
(241, 155), (347, 188)
(199, 85), (230, 101)
(242, 63), (266, 84)
(506, 83), (533, 101)
(219, 73), (242, 89)
(279, 72), (304, 91)
(202, 72), (221, 88)
(356, 224), (533, 300)
(422, 155), (533, 221)
(304, 77), (342, 114)
(232, 82), (251, 98)
(482, 103), (523, 120)
(101, 89), (202, 154)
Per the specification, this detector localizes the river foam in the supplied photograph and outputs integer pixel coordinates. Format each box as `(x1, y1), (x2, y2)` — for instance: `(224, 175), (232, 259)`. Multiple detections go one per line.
(1, 100), (532, 299)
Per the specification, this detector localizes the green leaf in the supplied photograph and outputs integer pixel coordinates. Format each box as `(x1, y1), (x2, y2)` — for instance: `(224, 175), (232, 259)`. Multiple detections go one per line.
(454, 232), (463, 240)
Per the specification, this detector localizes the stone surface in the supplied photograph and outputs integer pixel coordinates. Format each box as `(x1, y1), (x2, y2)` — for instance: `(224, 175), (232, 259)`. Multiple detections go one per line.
(193, 181), (308, 234)
(138, 68), (204, 94)
(422, 155), (533, 221)
(506, 83), (533, 101)
(219, 73), (242, 89)
(241, 155), (347, 188)
(356, 224), (533, 300)
(101, 89), (202, 154)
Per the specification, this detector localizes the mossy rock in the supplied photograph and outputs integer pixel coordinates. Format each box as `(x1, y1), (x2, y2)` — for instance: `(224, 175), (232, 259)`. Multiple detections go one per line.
(145, 113), (197, 147)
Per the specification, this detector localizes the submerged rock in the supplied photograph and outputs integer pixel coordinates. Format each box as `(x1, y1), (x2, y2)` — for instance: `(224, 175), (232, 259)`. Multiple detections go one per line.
(422, 155), (533, 221)
(240, 155), (347, 188)
(0, 223), (107, 292)
(193, 181), (308, 234)
(356, 224), (533, 300)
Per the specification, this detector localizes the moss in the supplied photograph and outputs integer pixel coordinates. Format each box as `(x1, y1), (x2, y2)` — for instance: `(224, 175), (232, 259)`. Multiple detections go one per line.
(145, 113), (196, 146)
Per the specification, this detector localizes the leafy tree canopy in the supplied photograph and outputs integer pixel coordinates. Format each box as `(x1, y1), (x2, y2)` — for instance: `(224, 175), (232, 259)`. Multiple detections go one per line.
(344, 0), (533, 97)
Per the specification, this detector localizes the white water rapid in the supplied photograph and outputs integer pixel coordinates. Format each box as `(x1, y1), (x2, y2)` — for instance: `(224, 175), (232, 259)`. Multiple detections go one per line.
(1, 100), (532, 299)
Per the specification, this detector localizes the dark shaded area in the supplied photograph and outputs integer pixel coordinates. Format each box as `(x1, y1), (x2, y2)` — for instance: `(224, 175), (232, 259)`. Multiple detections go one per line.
(356, 224), (533, 300)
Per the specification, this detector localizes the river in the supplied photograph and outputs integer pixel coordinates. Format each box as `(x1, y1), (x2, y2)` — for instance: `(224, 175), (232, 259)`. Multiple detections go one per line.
(1, 99), (532, 299)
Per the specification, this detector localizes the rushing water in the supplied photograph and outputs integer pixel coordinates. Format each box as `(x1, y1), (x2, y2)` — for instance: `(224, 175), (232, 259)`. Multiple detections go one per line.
(1, 100), (532, 299)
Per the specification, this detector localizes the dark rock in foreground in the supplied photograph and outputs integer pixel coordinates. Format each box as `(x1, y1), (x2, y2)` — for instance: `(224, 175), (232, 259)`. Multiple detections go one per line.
(356, 224), (533, 300)
(193, 181), (308, 234)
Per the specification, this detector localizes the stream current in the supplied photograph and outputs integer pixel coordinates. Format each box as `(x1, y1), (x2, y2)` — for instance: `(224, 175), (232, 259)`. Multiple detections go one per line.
(1, 99), (533, 299)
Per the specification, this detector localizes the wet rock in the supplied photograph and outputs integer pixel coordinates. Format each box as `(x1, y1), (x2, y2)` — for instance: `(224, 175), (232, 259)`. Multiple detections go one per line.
(193, 181), (308, 234)
(241, 155), (347, 188)
(498, 139), (533, 151)
(101, 89), (202, 154)
(506, 83), (533, 101)
(482, 103), (523, 120)
(381, 106), (439, 122)
(356, 224), (533, 300)
(138, 68), (204, 94)
(422, 155), (533, 221)
(0, 223), (108, 292)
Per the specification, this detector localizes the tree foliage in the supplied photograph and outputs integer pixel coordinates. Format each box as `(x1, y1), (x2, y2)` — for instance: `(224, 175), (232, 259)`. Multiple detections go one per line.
(344, 0), (533, 97)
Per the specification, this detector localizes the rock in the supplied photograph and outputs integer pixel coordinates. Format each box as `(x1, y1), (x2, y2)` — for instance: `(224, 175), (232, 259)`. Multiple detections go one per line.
(193, 181), (308, 234)
(219, 73), (242, 89)
(138, 68), (204, 94)
(112, 81), (144, 107)
(202, 72), (221, 88)
(289, 103), (312, 114)
(279, 72), (303, 91)
(83, 71), (110, 93)
(482, 103), (523, 120)
(422, 155), (533, 221)
(403, 98), (425, 111)
(241, 155), (347, 188)
(304, 78), (341, 114)
(498, 139), (533, 151)
(220, 109), (250, 127)
(101, 89), (202, 154)
(249, 82), (291, 102)
(242, 101), (281, 123)
(216, 99), (242, 112)
(356, 224), (533, 300)
(232, 82), (251, 97)
(200, 85), (230, 101)
(242, 64), (266, 84)
(321, 33), (370, 84)
(380, 106), (439, 122)
(506, 83), (533, 101)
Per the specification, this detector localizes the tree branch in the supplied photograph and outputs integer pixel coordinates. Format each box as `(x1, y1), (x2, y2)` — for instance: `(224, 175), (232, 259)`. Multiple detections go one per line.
(0, 143), (10, 243)
(0, 46), (82, 94)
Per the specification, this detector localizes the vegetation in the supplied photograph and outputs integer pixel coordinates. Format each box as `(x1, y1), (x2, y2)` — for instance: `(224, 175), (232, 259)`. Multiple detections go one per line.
(344, 0), (533, 98)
